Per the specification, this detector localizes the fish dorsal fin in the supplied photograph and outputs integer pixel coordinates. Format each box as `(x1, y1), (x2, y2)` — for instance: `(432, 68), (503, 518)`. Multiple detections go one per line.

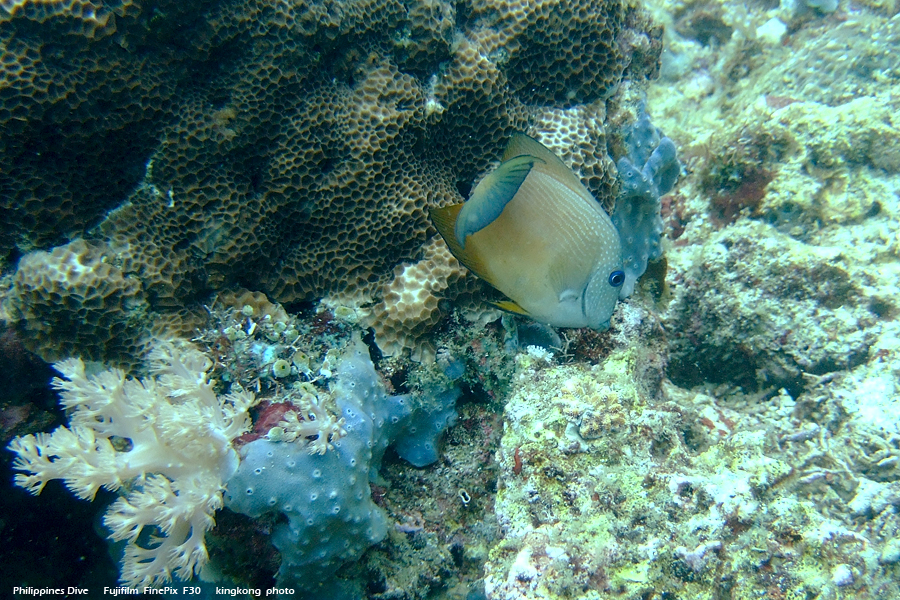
(503, 134), (567, 165)
(455, 154), (540, 248)
(503, 134), (597, 206)
(492, 299), (532, 316)
(430, 203), (497, 287)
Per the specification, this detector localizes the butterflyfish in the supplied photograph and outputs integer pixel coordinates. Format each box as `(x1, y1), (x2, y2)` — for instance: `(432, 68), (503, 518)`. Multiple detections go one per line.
(430, 134), (625, 330)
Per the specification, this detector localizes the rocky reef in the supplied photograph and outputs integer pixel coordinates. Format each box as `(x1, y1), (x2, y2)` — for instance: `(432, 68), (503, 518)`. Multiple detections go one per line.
(484, 323), (900, 599)
(2, 0), (899, 598)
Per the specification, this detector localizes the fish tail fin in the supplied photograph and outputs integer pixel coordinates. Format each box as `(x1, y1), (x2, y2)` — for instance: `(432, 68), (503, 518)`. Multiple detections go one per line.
(430, 203), (464, 252)
(429, 203), (494, 285)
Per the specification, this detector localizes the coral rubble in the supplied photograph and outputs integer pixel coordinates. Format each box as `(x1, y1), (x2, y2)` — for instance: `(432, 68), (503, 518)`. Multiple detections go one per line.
(484, 337), (900, 599)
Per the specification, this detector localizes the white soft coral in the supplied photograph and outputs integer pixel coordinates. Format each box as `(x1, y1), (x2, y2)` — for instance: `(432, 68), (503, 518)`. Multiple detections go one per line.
(8, 342), (256, 587)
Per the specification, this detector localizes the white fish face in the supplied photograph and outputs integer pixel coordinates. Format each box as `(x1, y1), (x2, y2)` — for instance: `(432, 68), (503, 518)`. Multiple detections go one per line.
(582, 265), (626, 330)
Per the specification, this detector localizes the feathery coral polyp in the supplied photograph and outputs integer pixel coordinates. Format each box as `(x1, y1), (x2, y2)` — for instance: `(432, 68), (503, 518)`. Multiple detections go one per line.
(8, 342), (257, 587)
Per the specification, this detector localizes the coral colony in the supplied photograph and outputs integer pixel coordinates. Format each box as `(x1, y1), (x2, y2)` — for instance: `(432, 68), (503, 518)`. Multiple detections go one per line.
(3, 0), (900, 599)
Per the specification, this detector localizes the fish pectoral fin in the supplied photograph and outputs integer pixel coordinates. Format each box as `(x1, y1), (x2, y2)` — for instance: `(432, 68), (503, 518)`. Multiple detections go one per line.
(558, 289), (580, 304)
(455, 154), (540, 247)
(492, 300), (532, 316)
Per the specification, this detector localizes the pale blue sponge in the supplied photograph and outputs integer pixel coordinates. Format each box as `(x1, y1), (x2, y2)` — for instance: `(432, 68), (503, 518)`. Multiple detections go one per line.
(225, 338), (460, 596)
(394, 385), (460, 467)
(611, 111), (680, 298)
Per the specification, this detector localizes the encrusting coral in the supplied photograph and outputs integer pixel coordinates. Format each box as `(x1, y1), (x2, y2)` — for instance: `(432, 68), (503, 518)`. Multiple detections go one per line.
(7, 341), (258, 587)
(361, 235), (478, 361)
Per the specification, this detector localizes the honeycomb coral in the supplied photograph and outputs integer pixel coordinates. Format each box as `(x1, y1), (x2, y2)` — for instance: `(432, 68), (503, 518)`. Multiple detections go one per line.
(0, 0), (133, 38)
(428, 36), (530, 184)
(395, 0), (455, 74)
(2, 0), (663, 362)
(261, 60), (454, 303)
(468, 0), (626, 106)
(363, 237), (471, 361)
(9, 239), (148, 365)
(0, 0), (193, 255)
(531, 105), (620, 215)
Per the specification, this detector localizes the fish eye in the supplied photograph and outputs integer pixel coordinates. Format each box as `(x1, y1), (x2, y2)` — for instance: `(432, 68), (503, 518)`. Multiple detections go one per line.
(608, 270), (625, 287)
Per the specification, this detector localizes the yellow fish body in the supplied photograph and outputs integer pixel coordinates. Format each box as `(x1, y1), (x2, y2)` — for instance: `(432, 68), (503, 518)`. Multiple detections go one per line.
(430, 134), (625, 330)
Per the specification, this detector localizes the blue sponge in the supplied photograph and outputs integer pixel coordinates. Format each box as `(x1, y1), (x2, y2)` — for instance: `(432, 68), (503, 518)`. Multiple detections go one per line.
(393, 386), (460, 467)
(225, 337), (461, 594)
(612, 111), (680, 298)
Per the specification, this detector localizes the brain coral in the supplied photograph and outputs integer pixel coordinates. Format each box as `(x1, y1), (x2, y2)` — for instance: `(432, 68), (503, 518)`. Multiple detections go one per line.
(2, 0), (663, 361)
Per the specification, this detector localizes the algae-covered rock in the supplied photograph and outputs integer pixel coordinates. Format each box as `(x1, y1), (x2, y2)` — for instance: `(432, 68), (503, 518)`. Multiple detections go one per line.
(484, 337), (900, 600)
(664, 219), (882, 393)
